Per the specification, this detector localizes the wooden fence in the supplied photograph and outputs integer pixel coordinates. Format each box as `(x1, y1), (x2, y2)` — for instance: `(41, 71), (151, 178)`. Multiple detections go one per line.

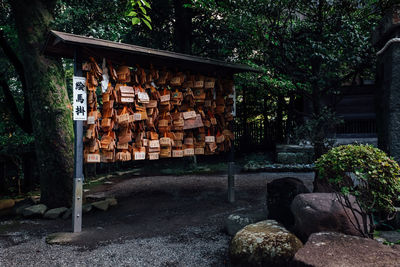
(234, 119), (278, 152)
(234, 117), (378, 152)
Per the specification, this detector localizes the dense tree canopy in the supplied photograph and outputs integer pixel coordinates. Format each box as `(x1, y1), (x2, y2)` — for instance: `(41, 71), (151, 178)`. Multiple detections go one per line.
(0, 0), (394, 200)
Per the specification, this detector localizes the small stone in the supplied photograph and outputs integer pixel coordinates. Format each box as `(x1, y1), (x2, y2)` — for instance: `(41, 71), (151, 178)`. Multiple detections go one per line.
(82, 203), (92, 213)
(92, 200), (109, 211)
(62, 208), (72, 220)
(13, 198), (35, 215)
(379, 231), (400, 243)
(0, 199), (15, 210)
(22, 204), (47, 217)
(85, 193), (106, 200)
(374, 236), (386, 244)
(115, 170), (132, 176)
(30, 196), (40, 204)
(15, 204), (31, 215)
(46, 232), (81, 245)
(106, 197), (117, 207)
(44, 207), (68, 219)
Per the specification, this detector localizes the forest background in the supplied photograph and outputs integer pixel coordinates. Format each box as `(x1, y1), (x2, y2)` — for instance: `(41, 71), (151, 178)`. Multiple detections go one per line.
(0, 0), (395, 206)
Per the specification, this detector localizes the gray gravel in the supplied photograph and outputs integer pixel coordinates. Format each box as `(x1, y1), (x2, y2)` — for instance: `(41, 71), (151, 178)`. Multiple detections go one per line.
(1, 225), (229, 267)
(0, 172), (314, 266)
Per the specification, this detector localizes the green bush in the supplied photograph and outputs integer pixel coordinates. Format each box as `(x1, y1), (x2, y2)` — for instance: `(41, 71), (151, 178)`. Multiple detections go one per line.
(315, 144), (400, 215)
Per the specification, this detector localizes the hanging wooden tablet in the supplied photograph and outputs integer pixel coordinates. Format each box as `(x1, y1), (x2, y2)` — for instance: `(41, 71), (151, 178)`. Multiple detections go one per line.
(183, 114), (204, 130)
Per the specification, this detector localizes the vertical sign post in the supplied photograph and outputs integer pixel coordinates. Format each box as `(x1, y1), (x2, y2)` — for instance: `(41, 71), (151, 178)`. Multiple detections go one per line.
(73, 49), (85, 233)
(228, 85), (236, 203)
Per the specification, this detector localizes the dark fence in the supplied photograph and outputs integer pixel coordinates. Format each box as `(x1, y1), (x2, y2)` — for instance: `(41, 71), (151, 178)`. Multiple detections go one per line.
(234, 117), (378, 153)
(336, 119), (377, 135)
(234, 119), (278, 152)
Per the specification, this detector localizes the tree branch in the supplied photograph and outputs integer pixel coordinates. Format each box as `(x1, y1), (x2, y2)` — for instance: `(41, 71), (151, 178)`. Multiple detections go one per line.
(0, 76), (32, 133)
(0, 30), (26, 89)
(0, 30), (32, 133)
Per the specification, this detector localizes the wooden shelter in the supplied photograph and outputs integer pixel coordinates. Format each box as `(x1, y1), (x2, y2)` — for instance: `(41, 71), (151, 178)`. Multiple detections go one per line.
(44, 30), (257, 74)
(43, 30), (259, 233)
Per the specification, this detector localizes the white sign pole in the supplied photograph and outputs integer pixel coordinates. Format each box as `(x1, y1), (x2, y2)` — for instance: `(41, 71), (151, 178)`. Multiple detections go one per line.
(72, 50), (85, 233)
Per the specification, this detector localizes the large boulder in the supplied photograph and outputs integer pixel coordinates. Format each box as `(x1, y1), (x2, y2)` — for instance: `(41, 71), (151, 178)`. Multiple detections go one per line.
(293, 232), (400, 267)
(224, 210), (266, 236)
(267, 177), (310, 227)
(230, 220), (302, 266)
(291, 193), (369, 241)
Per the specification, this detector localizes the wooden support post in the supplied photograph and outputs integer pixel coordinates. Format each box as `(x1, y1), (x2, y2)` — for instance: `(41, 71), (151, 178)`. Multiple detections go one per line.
(73, 49), (83, 233)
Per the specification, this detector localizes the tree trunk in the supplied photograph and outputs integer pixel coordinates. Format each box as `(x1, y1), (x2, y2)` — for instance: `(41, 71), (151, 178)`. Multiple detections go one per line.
(285, 94), (294, 144)
(275, 95), (284, 143)
(312, 86), (325, 160)
(312, 0), (326, 160)
(263, 96), (269, 148)
(11, 0), (73, 208)
(173, 0), (193, 54)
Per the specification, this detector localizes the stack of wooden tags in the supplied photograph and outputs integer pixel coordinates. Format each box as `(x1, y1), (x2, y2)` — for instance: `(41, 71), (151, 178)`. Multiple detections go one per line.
(82, 58), (235, 163)
(83, 58), (102, 163)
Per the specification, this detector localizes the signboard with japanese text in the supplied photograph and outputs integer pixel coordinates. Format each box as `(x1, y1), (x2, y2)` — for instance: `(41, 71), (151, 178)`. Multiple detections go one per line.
(229, 85), (236, 117)
(73, 76), (87, 121)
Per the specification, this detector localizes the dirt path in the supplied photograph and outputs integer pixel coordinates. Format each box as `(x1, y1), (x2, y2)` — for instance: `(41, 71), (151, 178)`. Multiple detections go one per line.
(0, 172), (313, 266)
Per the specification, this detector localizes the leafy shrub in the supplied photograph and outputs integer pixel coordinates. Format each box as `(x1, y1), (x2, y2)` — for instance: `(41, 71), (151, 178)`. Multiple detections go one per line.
(315, 144), (400, 215)
(293, 107), (342, 157)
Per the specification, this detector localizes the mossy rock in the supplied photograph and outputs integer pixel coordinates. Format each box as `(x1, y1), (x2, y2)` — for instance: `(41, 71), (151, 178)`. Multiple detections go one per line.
(230, 220), (302, 266)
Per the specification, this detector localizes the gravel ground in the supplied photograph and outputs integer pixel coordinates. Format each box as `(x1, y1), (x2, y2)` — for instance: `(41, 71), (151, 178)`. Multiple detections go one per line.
(1, 226), (230, 266)
(0, 172), (314, 267)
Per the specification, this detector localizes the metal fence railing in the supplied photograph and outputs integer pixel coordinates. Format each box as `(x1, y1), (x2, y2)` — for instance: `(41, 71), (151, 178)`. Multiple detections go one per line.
(336, 119), (377, 135)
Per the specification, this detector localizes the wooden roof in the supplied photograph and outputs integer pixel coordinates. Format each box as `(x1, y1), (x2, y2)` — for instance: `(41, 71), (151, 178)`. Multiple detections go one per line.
(43, 30), (260, 75)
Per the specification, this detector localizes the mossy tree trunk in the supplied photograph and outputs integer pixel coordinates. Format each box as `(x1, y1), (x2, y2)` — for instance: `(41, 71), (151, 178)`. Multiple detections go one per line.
(10, 0), (73, 208)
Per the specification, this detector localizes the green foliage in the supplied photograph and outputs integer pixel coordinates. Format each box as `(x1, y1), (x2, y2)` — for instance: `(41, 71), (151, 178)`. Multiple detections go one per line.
(185, 0), (385, 148)
(294, 107), (343, 150)
(316, 145), (400, 215)
(54, 0), (132, 41)
(126, 0), (152, 30)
